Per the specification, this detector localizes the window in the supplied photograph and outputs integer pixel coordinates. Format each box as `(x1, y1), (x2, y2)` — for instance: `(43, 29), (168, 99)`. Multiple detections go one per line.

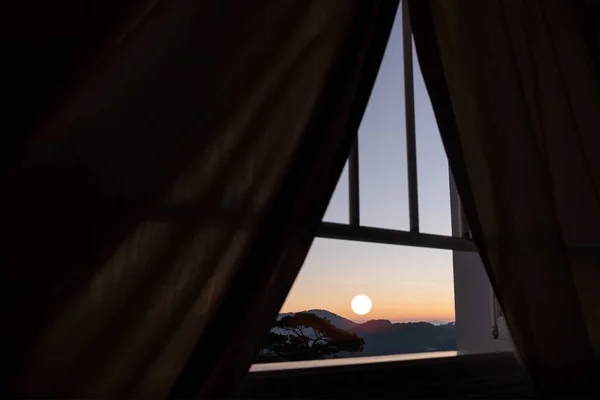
(253, 0), (512, 370)
(267, 240), (455, 363)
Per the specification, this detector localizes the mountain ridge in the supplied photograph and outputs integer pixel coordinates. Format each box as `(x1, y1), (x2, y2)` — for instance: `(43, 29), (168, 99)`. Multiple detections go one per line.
(274, 309), (456, 357)
(278, 309), (455, 330)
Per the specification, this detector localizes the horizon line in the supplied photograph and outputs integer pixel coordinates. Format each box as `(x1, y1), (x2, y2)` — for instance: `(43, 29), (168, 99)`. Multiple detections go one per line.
(279, 309), (455, 324)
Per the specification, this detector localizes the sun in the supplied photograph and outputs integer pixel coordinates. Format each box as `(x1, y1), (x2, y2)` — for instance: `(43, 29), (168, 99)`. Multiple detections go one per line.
(351, 294), (372, 316)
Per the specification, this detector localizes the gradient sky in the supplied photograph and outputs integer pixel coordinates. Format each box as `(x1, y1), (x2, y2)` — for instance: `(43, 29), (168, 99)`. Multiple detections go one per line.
(281, 6), (454, 323)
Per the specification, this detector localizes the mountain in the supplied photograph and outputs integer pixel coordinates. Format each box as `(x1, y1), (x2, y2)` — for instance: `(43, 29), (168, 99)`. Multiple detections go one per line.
(424, 320), (454, 326)
(273, 310), (456, 358)
(279, 309), (358, 331)
(349, 320), (456, 357)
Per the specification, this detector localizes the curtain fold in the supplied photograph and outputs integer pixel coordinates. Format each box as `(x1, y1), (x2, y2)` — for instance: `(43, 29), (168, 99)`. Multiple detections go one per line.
(410, 0), (600, 397)
(0, 0), (398, 397)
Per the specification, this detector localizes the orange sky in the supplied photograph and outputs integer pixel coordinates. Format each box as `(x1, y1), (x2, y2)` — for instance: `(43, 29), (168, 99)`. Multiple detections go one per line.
(280, 239), (456, 323)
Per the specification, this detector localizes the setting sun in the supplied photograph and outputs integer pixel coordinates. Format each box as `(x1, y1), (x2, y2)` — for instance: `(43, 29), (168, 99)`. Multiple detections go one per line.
(351, 294), (372, 316)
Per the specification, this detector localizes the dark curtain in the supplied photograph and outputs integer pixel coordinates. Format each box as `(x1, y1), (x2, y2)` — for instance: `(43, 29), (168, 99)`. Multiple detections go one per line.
(0, 0), (398, 397)
(410, 0), (600, 397)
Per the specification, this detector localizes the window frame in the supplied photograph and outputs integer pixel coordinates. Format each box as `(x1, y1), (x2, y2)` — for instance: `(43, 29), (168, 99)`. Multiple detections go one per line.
(244, 0), (515, 392)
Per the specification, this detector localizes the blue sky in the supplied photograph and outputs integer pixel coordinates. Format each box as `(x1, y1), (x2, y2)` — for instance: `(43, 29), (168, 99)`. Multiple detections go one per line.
(281, 6), (454, 322)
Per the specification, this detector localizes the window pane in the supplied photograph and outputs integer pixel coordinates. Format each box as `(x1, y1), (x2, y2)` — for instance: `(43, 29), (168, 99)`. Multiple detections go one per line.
(357, 5), (451, 234)
(358, 3), (408, 231)
(414, 40), (451, 236)
(255, 239), (455, 364)
(322, 161), (349, 224)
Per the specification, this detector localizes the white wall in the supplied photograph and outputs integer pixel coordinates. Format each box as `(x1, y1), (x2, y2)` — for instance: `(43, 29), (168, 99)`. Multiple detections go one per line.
(453, 251), (513, 353)
(449, 175), (513, 354)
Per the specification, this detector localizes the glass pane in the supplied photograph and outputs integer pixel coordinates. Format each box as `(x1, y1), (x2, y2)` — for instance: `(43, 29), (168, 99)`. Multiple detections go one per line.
(413, 40), (451, 236)
(322, 161), (349, 224)
(358, 4), (408, 231)
(255, 239), (455, 364)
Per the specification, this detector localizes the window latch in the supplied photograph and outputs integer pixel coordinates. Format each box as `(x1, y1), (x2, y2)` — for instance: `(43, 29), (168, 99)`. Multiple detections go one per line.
(491, 323), (499, 339)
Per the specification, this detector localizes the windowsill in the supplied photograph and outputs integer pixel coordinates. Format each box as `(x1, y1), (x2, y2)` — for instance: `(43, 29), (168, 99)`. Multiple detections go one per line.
(250, 350), (458, 372)
(242, 352), (535, 399)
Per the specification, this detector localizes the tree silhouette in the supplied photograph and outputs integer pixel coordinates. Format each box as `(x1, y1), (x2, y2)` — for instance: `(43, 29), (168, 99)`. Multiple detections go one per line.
(259, 312), (365, 362)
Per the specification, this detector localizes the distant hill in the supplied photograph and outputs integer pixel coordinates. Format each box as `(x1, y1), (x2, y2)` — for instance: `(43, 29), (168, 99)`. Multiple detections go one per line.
(282, 309), (358, 330)
(350, 320), (456, 356)
(273, 310), (456, 358)
(422, 320), (454, 326)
